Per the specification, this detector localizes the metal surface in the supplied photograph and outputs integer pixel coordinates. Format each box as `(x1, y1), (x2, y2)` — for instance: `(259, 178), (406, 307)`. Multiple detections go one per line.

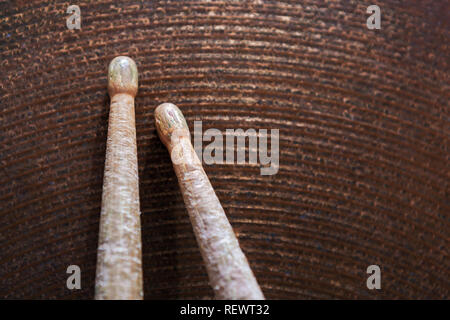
(0, 0), (448, 299)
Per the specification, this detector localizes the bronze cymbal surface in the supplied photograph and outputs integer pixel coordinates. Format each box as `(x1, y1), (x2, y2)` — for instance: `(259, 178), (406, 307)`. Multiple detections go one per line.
(0, 0), (448, 299)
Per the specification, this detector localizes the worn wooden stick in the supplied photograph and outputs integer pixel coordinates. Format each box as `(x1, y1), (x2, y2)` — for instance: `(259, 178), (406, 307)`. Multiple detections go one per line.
(154, 103), (264, 300)
(95, 56), (143, 300)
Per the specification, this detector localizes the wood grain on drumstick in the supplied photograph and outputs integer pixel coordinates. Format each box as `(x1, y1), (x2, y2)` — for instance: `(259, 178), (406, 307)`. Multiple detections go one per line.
(154, 103), (265, 300)
(95, 56), (143, 300)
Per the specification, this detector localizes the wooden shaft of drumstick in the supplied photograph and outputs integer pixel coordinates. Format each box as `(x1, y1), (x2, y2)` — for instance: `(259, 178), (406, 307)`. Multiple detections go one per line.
(155, 103), (264, 300)
(95, 56), (143, 300)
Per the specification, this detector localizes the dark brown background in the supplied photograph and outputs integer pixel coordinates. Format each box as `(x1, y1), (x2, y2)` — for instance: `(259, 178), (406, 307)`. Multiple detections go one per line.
(0, 0), (448, 299)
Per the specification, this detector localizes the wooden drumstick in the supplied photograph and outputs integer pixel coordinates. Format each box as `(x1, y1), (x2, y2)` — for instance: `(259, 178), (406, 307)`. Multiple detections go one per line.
(154, 103), (265, 300)
(95, 56), (143, 300)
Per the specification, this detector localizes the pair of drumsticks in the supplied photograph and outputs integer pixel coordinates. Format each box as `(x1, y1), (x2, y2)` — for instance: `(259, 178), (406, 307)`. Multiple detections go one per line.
(95, 56), (264, 300)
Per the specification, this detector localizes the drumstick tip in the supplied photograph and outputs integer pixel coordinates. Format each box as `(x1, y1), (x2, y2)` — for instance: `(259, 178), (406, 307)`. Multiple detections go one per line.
(108, 56), (138, 97)
(154, 103), (190, 147)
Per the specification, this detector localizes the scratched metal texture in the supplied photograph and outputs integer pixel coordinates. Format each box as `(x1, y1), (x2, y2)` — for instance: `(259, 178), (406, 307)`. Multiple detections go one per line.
(0, 0), (448, 299)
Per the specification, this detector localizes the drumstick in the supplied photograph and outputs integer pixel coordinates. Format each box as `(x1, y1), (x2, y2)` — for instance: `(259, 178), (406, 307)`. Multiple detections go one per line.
(154, 103), (265, 300)
(95, 56), (143, 300)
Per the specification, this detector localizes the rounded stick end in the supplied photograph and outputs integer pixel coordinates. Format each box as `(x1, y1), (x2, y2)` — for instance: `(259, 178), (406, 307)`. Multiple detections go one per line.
(108, 56), (138, 97)
(154, 103), (190, 147)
